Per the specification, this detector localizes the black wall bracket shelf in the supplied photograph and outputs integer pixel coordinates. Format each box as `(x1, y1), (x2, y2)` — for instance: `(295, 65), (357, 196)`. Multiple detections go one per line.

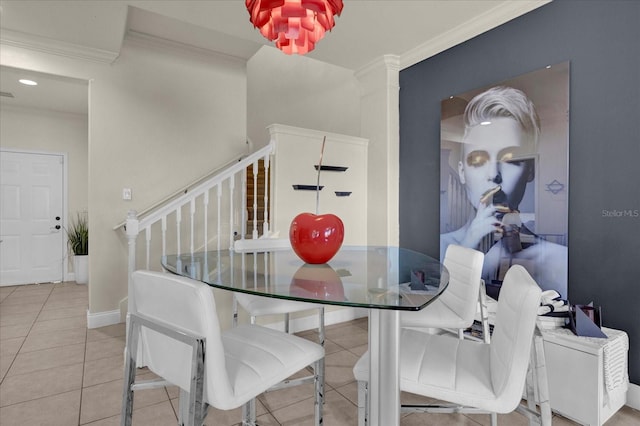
(314, 165), (348, 172)
(293, 185), (324, 191)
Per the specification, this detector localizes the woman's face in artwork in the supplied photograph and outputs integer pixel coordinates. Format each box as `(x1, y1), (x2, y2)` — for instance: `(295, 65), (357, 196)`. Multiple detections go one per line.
(458, 117), (533, 210)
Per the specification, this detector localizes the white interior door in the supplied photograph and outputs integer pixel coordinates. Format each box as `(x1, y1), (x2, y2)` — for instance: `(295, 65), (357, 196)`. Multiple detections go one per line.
(1, 151), (64, 286)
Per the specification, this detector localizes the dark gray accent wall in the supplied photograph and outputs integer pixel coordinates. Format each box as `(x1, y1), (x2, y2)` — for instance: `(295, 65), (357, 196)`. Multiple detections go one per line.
(399, 0), (640, 384)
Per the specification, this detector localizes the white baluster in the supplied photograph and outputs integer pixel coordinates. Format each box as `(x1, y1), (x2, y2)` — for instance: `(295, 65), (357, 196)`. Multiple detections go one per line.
(229, 177), (235, 250)
(161, 216), (167, 258)
(176, 207), (182, 256)
(252, 160), (258, 239)
(204, 191), (209, 252)
(217, 184), (222, 252)
(190, 199), (196, 255)
(241, 167), (247, 241)
(263, 154), (270, 236)
(145, 226), (151, 269)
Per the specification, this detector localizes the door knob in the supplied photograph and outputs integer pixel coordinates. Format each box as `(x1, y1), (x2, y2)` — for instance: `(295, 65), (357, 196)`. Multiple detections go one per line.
(55, 225), (61, 230)
(55, 216), (61, 221)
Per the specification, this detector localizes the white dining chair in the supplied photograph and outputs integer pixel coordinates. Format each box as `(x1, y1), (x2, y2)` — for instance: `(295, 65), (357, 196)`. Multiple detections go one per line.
(122, 270), (324, 426)
(233, 238), (326, 400)
(401, 244), (489, 342)
(354, 244), (487, 426)
(353, 265), (543, 426)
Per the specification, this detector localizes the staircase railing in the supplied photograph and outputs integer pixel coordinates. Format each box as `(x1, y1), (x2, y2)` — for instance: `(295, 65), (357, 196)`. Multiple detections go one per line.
(121, 142), (275, 317)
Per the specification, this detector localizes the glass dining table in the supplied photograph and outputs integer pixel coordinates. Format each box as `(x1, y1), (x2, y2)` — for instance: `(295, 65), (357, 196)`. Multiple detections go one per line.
(162, 245), (449, 426)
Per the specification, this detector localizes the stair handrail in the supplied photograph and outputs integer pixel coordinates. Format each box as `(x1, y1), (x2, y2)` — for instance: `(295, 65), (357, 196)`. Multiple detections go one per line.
(113, 150), (254, 231)
(140, 143), (272, 232)
(122, 141), (275, 335)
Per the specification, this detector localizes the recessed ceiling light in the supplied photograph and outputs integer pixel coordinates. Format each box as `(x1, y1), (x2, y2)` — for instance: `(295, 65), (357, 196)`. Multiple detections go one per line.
(480, 121), (492, 126)
(19, 79), (38, 86)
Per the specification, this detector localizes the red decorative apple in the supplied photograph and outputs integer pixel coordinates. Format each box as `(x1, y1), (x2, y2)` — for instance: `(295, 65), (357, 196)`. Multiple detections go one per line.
(289, 212), (344, 264)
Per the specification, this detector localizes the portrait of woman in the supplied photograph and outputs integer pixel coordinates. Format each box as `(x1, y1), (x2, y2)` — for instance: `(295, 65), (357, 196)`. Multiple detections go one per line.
(440, 64), (569, 296)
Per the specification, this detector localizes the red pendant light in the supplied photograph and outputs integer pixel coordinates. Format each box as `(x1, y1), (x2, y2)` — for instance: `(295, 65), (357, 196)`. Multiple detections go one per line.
(246, 0), (344, 55)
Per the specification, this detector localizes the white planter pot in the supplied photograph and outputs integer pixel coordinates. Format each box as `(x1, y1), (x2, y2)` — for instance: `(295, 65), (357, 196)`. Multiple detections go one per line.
(74, 255), (89, 284)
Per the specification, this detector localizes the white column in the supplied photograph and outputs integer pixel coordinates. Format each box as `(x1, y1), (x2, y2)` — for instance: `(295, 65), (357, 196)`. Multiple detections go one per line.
(368, 309), (400, 426)
(355, 55), (400, 247)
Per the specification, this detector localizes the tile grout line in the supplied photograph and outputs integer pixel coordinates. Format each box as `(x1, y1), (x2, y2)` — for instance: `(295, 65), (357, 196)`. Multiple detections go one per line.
(78, 284), (88, 425)
(0, 283), (55, 386)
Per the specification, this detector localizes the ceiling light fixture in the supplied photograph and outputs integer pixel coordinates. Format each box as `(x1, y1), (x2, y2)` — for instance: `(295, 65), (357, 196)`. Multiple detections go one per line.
(19, 79), (38, 86)
(246, 0), (343, 55)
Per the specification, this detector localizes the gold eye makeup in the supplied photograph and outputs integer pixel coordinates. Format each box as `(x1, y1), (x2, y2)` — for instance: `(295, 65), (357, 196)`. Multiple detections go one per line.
(466, 150), (490, 167)
(466, 149), (519, 168)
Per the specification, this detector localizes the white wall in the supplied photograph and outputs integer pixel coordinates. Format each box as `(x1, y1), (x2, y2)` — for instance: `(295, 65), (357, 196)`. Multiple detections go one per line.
(0, 105), (88, 277)
(88, 35), (248, 314)
(356, 56), (401, 247)
(0, 105), (88, 219)
(247, 46), (361, 148)
(0, 35), (368, 326)
(269, 124), (368, 244)
(1, 34), (248, 319)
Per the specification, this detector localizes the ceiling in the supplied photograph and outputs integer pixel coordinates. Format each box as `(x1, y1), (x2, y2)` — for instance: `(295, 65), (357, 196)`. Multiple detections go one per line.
(0, 0), (549, 115)
(0, 65), (88, 115)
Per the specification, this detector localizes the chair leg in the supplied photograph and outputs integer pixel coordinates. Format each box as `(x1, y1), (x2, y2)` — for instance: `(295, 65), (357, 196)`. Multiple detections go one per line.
(314, 360), (324, 426)
(120, 319), (140, 426)
(177, 389), (189, 425)
(318, 307), (325, 404)
(232, 295), (239, 328)
(490, 412), (498, 426)
(189, 339), (206, 426)
(479, 279), (491, 344)
(527, 329), (552, 426)
(242, 399), (257, 426)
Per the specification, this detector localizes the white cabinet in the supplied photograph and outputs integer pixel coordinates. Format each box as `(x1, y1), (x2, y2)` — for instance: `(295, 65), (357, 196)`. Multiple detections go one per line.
(542, 327), (628, 425)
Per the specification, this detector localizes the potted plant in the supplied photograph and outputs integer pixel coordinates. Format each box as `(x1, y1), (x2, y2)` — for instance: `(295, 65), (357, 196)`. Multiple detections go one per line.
(67, 212), (89, 284)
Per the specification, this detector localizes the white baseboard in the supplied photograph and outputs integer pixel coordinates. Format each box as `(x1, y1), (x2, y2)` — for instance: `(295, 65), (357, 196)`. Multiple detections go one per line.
(261, 307), (368, 333)
(627, 382), (640, 410)
(87, 308), (121, 329)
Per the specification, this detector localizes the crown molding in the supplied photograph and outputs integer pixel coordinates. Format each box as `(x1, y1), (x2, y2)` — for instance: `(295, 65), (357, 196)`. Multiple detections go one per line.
(355, 54), (400, 82)
(400, 0), (552, 70)
(0, 28), (119, 64)
(268, 123), (369, 147)
(124, 30), (249, 66)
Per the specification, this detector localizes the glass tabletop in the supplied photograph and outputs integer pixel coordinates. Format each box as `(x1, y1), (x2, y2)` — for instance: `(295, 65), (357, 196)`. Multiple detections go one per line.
(162, 246), (449, 311)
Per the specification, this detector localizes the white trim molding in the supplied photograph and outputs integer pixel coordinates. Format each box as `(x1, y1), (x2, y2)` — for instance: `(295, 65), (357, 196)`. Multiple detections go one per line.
(0, 28), (119, 64)
(628, 383), (640, 410)
(268, 123), (369, 149)
(400, 0), (552, 70)
(87, 308), (121, 329)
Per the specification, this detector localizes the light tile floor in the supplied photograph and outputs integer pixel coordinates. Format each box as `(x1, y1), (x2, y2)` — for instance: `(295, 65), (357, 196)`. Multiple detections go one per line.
(1, 281), (639, 425)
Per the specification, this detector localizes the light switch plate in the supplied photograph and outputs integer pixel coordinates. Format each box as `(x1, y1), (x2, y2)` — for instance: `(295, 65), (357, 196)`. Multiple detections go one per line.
(122, 188), (132, 201)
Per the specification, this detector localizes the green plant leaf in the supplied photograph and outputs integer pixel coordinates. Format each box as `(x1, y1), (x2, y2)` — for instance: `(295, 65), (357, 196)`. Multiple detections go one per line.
(66, 212), (88, 255)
